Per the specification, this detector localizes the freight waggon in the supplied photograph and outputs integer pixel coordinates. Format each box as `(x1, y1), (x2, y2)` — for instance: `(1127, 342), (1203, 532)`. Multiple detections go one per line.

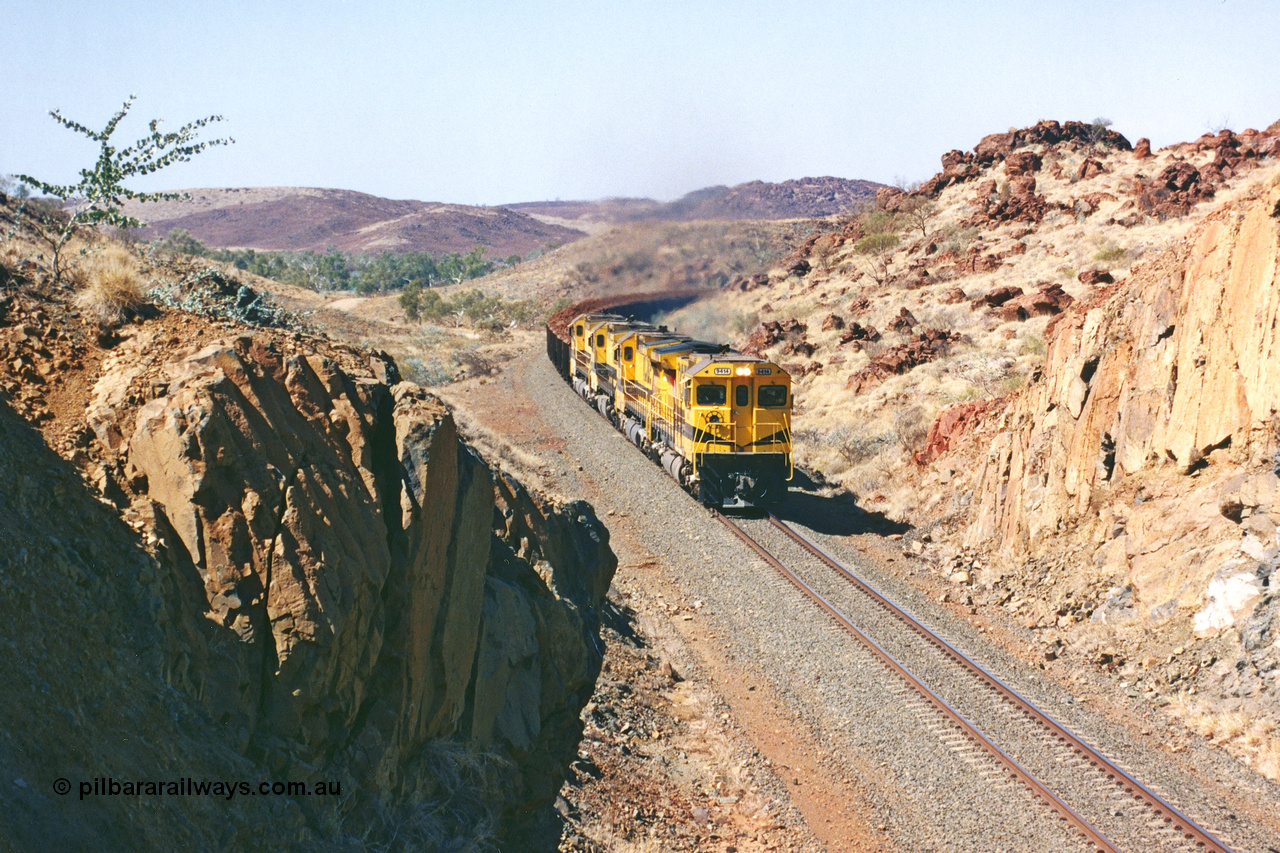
(547, 311), (793, 508)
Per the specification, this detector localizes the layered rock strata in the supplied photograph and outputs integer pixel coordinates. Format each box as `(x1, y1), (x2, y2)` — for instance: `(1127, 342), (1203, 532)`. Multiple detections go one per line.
(111, 333), (614, 820)
(967, 177), (1280, 645)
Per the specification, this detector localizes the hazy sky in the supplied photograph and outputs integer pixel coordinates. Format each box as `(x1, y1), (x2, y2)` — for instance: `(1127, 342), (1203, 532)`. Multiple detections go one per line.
(4, 1), (1278, 205)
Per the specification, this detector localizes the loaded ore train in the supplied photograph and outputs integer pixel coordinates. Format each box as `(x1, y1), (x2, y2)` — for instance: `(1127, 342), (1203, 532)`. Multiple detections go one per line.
(547, 310), (793, 508)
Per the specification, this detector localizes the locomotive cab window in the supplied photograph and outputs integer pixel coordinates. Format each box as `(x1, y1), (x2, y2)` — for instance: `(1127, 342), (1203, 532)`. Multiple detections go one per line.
(695, 383), (727, 406)
(735, 385), (749, 407)
(575, 324), (583, 337)
(623, 346), (633, 361)
(759, 385), (788, 407)
(596, 334), (605, 347)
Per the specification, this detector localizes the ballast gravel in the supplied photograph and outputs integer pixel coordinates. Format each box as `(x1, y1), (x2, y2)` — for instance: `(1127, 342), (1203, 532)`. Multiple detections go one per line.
(483, 352), (1280, 852)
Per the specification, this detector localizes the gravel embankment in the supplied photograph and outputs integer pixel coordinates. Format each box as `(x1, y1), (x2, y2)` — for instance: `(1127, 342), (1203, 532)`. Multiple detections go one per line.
(457, 350), (1280, 852)
(738, 517), (1280, 852)
(528, 354), (1084, 851)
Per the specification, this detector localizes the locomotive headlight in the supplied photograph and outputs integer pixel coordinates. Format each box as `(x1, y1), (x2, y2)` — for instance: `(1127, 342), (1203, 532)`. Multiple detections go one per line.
(735, 367), (751, 376)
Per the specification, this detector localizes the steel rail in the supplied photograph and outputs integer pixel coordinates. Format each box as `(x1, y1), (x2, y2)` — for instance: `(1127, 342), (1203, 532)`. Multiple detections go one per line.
(561, 338), (1226, 851)
(766, 513), (1234, 853)
(710, 509), (1120, 853)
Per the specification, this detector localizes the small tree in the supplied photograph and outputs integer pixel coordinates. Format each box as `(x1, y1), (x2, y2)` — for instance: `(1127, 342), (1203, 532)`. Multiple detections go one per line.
(400, 279), (422, 321)
(155, 227), (208, 257)
(16, 95), (233, 282)
(1085, 117), (1114, 147)
(854, 232), (900, 285)
(898, 195), (936, 239)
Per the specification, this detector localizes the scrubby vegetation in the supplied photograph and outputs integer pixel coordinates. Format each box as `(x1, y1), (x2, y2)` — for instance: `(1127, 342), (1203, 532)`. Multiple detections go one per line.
(399, 281), (539, 330)
(152, 228), (506, 294)
(72, 245), (146, 324)
(14, 96), (231, 283)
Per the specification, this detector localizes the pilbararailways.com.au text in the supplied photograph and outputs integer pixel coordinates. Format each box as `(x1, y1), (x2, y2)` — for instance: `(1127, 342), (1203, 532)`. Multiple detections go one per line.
(55, 777), (342, 801)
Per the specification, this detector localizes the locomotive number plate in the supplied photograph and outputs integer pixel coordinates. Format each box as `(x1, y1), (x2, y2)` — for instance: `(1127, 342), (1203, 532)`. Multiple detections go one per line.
(756, 367), (772, 375)
(713, 367), (732, 375)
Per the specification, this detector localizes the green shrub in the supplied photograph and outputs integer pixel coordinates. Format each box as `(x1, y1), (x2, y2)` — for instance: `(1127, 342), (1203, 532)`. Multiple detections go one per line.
(1093, 243), (1128, 263)
(400, 357), (456, 386)
(16, 96), (232, 283)
(854, 232), (900, 255)
(861, 211), (900, 234)
(998, 374), (1026, 395)
(1018, 333), (1046, 356)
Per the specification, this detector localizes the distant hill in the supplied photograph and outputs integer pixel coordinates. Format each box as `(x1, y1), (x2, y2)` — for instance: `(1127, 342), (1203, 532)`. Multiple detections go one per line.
(652, 176), (884, 220)
(122, 187), (588, 257)
(508, 176), (885, 227)
(123, 177), (884, 257)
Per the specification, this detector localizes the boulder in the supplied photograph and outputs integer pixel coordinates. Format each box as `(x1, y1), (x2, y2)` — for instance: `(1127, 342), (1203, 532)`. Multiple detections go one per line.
(838, 322), (881, 347)
(1159, 161), (1201, 192)
(1078, 269), (1114, 286)
(973, 285), (1024, 309)
(999, 284), (1074, 321)
(783, 340), (816, 357)
(876, 187), (906, 210)
(846, 328), (956, 393)
(787, 257), (812, 277)
(1005, 150), (1042, 176)
(1010, 175), (1038, 195)
(727, 273), (768, 291)
(890, 307), (918, 332)
(971, 183), (1053, 225)
(918, 120), (1132, 198)
(1076, 158), (1110, 181)
(1073, 191), (1117, 218)
(745, 318), (807, 353)
(945, 250), (1005, 276)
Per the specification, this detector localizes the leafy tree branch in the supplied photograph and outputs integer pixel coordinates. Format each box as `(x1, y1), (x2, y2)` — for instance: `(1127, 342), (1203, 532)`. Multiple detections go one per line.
(15, 95), (233, 282)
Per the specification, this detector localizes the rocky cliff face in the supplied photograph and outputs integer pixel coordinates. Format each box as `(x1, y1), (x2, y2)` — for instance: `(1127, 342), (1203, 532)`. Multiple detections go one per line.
(0, 275), (615, 847)
(966, 175), (1280, 649)
(116, 333), (615, 819)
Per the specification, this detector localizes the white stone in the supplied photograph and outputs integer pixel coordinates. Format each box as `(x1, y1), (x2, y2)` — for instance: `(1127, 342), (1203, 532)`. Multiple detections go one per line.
(1192, 570), (1263, 636)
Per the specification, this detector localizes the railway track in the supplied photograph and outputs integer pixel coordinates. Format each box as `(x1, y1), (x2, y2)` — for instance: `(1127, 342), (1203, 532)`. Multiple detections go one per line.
(711, 509), (1236, 853)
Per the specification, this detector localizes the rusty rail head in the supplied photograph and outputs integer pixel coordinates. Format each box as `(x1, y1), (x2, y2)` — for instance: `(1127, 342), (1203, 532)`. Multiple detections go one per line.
(764, 513), (1236, 853)
(710, 509), (1121, 853)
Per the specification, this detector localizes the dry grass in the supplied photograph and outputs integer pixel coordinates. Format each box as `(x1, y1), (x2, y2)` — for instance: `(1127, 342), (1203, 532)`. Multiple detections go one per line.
(352, 738), (508, 853)
(1170, 699), (1280, 781)
(1, 242), (23, 272)
(637, 149), (1280, 521)
(74, 245), (146, 324)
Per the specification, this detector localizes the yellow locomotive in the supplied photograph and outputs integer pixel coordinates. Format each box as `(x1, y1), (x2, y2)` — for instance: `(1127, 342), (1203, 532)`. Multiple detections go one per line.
(548, 310), (793, 508)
